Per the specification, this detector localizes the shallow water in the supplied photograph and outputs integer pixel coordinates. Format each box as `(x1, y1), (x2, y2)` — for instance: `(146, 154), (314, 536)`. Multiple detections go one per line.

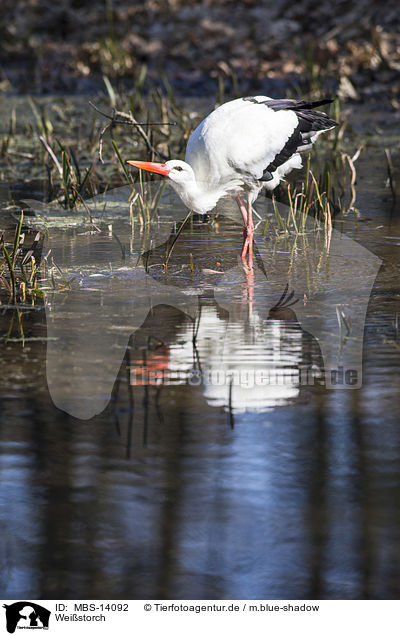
(1, 103), (400, 600)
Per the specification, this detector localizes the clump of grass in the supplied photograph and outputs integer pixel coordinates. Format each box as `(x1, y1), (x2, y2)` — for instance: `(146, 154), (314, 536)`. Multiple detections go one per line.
(384, 147), (396, 200)
(48, 258), (76, 292)
(110, 136), (166, 230)
(29, 97), (54, 141)
(0, 108), (17, 157)
(40, 137), (97, 211)
(271, 157), (333, 236)
(163, 210), (193, 272)
(272, 139), (362, 238)
(0, 212), (43, 307)
(130, 173), (167, 226)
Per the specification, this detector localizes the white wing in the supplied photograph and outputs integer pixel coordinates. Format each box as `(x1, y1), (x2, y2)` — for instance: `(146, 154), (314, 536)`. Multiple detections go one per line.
(185, 97), (299, 187)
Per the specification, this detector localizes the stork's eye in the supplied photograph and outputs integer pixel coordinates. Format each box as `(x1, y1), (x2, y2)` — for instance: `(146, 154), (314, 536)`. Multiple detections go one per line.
(174, 166), (184, 171)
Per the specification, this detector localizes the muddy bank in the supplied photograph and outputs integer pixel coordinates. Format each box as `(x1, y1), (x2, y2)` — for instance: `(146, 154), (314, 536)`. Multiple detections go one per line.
(1, 0), (400, 105)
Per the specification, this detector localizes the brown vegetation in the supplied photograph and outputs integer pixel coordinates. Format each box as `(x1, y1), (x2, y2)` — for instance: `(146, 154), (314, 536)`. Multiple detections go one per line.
(1, 0), (399, 103)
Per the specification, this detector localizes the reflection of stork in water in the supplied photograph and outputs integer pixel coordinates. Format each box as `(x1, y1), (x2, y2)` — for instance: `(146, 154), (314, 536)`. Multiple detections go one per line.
(268, 284), (299, 321)
(127, 291), (323, 416)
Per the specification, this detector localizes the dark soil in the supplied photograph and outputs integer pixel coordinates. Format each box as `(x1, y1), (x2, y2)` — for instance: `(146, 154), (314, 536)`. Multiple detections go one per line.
(1, 0), (400, 104)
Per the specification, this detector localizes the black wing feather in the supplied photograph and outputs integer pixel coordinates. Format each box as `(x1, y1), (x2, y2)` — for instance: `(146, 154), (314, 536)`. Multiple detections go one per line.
(243, 97), (338, 178)
(262, 128), (303, 177)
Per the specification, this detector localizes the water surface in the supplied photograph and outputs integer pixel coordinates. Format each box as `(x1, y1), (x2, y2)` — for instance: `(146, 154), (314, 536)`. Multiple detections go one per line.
(1, 103), (400, 600)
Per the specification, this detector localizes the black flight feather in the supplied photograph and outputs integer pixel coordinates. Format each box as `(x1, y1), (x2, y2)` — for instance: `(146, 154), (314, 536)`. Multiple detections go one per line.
(243, 97), (338, 177)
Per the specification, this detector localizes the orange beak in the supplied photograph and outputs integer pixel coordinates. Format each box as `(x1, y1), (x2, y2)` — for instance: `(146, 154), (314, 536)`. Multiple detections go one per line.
(126, 160), (170, 176)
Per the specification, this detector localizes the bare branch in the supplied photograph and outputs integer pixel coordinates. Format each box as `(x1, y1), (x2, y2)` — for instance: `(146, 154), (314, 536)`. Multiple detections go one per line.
(89, 101), (175, 162)
(89, 101), (176, 127)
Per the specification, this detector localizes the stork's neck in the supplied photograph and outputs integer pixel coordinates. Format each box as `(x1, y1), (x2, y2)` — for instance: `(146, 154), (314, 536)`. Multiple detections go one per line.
(169, 176), (225, 215)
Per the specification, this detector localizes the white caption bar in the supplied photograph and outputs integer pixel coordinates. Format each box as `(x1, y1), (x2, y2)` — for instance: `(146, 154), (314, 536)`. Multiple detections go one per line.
(1, 599), (398, 635)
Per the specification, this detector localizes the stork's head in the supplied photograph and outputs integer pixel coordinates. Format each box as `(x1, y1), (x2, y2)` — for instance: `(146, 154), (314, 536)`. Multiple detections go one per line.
(127, 158), (216, 213)
(127, 159), (195, 185)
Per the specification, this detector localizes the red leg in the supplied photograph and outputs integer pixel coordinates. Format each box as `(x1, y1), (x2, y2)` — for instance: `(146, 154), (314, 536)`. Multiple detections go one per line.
(246, 196), (254, 270)
(236, 195), (247, 226)
(241, 235), (249, 263)
(237, 195), (254, 270)
(237, 195), (250, 267)
(236, 196), (255, 318)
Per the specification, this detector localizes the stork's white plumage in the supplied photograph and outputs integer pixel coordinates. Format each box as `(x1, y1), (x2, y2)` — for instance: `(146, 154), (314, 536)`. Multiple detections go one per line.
(128, 95), (338, 268)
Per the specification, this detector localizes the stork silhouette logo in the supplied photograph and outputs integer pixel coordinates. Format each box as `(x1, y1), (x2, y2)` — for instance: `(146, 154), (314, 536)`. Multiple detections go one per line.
(2, 602), (50, 633)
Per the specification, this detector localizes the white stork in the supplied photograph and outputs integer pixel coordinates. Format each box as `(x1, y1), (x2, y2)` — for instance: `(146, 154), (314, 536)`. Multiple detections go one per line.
(128, 96), (338, 268)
